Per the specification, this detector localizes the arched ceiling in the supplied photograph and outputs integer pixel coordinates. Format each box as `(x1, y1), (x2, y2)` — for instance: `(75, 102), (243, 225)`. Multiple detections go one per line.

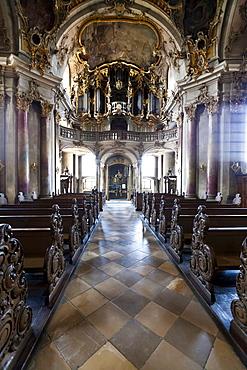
(9, 0), (229, 79)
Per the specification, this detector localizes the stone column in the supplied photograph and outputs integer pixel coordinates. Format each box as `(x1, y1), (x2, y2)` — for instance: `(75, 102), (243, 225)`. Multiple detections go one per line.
(206, 99), (219, 199)
(0, 89), (5, 193)
(78, 156), (82, 192)
(96, 157), (100, 190)
(40, 100), (53, 198)
(160, 155), (164, 193)
(16, 92), (32, 199)
(185, 104), (197, 198)
(138, 158), (142, 192)
(106, 165), (109, 199)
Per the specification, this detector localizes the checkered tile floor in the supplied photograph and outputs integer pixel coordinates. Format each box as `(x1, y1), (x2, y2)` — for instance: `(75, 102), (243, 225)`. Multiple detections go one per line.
(27, 201), (245, 369)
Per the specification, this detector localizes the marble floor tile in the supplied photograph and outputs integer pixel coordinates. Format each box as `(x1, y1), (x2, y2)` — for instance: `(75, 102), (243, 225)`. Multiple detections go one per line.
(166, 276), (194, 298)
(112, 255), (138, 267)
(141, 340), (203, 370)
(88, 301), (131, 338)
(27, 342), (71, 370)
(141, 255), (165, 267)
(127, 250), (149, 260)
(86, 255), (111, 268)
(135, 301), (178, 337)
(94, 277), (128, 299)
(164, 317), (215, 367)
(101, 250), (124, 260)
(113, 289), (150, 317)
(129, 261), (156, 276)
(78, 342), (137, 370)
(73, 261), (95, 277)
(181, 300), (219, 336)
(154, 287), (191, 316)
(45, 301), (84, 341)
(158, 260), (179, 276)
(147, 269), (175, 287)
(71, 288), (108, 316)
(98, 261), (125, 275)
(205, 338), (246, 370)
(53, 318), (106, 352)
(110, 319), (161, 369)
(63, 277), (91, 300)
(131, 277), (164, 300)
(114, 268), (143, 287)
(80, 269), (110, 286)
(80, 250), (99, 261)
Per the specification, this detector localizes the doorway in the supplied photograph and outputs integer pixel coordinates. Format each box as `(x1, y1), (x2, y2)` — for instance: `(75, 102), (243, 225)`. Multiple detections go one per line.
(108, 164), (129, 199)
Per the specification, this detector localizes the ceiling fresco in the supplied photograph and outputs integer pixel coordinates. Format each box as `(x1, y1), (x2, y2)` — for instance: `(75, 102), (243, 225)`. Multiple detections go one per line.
(19, 0), (55, 32)
(79, 21), (158, 70)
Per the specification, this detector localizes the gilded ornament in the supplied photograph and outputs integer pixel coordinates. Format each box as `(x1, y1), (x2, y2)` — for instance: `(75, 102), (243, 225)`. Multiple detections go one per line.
(185, 104), (197, 120)
(16, 92), (32, 111)
(206, 98), (219, 115)
(41, 100), (53, 118)
(30, 46), (51, 76)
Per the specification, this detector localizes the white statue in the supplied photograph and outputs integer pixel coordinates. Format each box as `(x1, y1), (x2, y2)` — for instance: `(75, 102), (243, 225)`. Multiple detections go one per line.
(0, 193), (7, 205)
(18, 191), (25, 203)
(232, 193), (241, 206)
(31, 191), (38, 200)
(202, 191), (208, 200)
(215, 192), (223, 203)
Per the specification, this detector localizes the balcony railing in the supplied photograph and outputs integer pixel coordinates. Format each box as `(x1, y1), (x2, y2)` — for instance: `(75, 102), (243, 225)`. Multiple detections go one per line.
(59, 126), (178, 143)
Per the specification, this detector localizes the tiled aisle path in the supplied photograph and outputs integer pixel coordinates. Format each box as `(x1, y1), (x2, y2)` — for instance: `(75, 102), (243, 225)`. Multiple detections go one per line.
(27, 201), (245, 370)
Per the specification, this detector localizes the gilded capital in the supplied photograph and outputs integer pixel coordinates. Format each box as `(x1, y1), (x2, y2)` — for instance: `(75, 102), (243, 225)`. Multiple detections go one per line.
(41, 100), (53, 118)
(16, 92), (32, 111)
(207, 98), (219, 115)
(185, 104), (197, 120)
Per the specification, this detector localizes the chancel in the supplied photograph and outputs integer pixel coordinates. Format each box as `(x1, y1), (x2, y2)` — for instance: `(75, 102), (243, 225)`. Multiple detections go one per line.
(1, 0), (247, 369)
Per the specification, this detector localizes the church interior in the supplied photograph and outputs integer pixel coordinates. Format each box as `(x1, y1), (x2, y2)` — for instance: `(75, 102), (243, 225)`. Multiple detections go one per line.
(1, 0), (247, 369)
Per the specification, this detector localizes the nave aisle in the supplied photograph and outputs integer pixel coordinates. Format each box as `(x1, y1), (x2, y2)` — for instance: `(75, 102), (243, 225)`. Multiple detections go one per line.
(27, 201), (245, 370)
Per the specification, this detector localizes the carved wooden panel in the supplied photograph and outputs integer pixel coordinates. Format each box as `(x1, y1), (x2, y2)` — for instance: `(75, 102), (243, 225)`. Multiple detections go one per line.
(0, 223), (32, 366)
(170, 199), (184, 259)
(231, 237), (247, 334)
(69, 198), (81, 261)
(190, 205), (217, 293)
(44, 204), (65, 295)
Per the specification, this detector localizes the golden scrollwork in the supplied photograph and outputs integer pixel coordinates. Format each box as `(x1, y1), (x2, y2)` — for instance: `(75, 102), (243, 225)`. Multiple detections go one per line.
(186, 32), (214, 80)
(30, 46), (51, 76)
(40, 100), (53, 118)
(30, 161), (38, 172)
(206, 97), (219, 115)
(16, 92), (32, 111)
(185, 103), (197, 120)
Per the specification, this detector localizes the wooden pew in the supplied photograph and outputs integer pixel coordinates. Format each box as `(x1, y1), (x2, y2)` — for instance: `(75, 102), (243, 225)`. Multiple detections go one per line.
(1, 204), (67, 306)
(187, 205), (247, 303)
(133, 191), (143, 211)
(53, 193), (100, 231)
(158, 198), (239, 242)
(169, 200), (247, 263)
(0, 223), (33, 369)
(0, 199), (82, 263)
